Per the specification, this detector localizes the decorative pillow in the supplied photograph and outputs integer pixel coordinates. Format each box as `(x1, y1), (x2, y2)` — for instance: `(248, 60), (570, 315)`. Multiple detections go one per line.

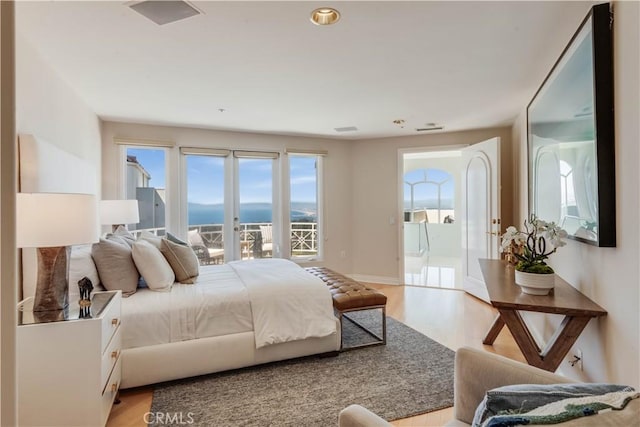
(111, 225), (136, 247)
(68, 244), (101, 299)
(472, 383), (636, 427)
(166, 232), (189, 246)
(160, 238), (199, 284)
(187, 229), (205, 247)
(132, 240), (174, 292)
(91, 238), (139, 297)
(137, 229), (163, 249)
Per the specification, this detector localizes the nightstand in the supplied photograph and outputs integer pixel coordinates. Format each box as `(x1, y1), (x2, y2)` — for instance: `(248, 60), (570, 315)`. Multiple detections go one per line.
(17, 290), (122, 427)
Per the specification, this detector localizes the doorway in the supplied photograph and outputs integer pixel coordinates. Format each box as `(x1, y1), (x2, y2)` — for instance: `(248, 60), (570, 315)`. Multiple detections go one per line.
(401, 150), (463, 289)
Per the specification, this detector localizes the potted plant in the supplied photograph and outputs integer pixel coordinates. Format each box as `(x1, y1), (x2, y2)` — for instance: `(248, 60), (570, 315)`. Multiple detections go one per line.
(500, 214), (568, 295)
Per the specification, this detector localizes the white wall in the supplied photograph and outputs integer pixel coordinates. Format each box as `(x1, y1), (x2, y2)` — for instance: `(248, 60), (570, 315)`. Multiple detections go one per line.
(351, 127), (514, 283)
(512, 1), (639, 387)
(100, 121), (354, 274)
(15, 31), (102, 190)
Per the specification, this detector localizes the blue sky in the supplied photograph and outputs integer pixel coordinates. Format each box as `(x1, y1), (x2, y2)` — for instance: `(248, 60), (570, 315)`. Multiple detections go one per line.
(128, 148), (317, 205)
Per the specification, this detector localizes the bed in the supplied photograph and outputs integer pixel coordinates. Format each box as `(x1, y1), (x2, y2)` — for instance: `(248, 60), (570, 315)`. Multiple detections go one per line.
(69, 245), (340, 389)
(19, 134), (340, 389)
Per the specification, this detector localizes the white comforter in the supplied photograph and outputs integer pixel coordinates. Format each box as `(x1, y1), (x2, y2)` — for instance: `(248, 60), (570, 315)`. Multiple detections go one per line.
(228, 259), (336, 348)
(120, 259), (336, 350)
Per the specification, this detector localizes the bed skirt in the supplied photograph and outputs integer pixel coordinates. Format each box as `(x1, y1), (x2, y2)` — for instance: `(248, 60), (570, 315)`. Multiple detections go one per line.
(120, 318), (341, 388)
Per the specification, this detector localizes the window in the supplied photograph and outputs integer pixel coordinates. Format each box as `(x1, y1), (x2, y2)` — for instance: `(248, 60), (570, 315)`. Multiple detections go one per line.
(559, 160), (576, 218)
(124, 147), (167, 236)
(185, 153), (226, 265)
(403, 168), (454, 224)
(289, 155), (322, 259)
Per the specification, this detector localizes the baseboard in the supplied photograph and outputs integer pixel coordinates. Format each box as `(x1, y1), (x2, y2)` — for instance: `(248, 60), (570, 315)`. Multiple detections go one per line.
(348, 274), (401, 286)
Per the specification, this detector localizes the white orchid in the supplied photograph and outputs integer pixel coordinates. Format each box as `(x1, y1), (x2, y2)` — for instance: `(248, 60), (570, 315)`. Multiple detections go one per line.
(499, 226), (526, 253)
(501, 214), (568, 274)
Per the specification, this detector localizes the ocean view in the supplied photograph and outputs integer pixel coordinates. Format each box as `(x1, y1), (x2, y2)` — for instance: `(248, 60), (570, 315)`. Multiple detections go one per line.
(188, 202), (317, 225)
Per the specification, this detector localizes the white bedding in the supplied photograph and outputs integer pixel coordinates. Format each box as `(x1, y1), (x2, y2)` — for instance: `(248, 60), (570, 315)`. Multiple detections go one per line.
(228, 259), (336, 348)
(120, 263), (253, 349)
(120, 259), (336, 350)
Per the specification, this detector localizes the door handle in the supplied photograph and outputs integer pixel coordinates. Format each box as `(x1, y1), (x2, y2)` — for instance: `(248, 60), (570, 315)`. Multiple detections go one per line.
(234, 227), (239, 232)
(486, 231), (501, 236)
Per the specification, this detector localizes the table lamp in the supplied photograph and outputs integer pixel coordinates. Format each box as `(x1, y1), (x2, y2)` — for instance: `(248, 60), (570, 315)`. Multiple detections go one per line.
(99, 199), (140, 232)
(17, 192), (98, 312)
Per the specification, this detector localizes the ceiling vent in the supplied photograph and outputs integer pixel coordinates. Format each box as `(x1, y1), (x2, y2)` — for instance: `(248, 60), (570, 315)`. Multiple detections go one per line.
(334, 126), (358, 132)
(129, 1), (201, 25)
(416, 123), (444, 132)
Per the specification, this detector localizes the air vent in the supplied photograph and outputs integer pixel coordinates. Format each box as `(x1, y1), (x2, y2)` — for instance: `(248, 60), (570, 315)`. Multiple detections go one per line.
(129, 1), (201, 25)
(334, 126), (358, 132)
(416, 123), (444, 132)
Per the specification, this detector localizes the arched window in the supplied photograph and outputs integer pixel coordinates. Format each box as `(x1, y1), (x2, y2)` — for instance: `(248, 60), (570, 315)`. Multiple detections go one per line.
(403, 168), (454, 224)
(559, 160), (576, 217)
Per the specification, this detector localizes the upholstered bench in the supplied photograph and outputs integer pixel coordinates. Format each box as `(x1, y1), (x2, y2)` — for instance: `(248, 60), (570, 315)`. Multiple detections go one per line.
(305, 267), (387, 351)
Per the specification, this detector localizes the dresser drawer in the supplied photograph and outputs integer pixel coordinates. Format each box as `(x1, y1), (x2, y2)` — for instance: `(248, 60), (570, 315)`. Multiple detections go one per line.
(101, 356), (122, 426)
(100, 292), (121, 353)
(101, 325), (121, 389)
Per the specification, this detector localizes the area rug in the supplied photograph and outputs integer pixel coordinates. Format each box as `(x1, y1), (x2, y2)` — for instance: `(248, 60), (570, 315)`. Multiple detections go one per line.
(149, 311), (455, 426)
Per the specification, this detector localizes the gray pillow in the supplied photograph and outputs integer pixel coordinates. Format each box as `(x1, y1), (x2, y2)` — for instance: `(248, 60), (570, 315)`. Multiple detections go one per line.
(472, 383), (635, 427)
(166, 232), (189, 246)
(91, 238), (139, 297)
(109, 225), (136, 247)
(160, 238), (199, 284)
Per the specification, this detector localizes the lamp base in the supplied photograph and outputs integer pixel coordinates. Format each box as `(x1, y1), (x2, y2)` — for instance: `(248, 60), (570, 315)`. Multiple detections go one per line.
(33, 246), (70, 312)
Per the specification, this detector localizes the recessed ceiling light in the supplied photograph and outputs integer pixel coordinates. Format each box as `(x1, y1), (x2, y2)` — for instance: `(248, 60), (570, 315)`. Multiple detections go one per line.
(310, 8), (340, 26)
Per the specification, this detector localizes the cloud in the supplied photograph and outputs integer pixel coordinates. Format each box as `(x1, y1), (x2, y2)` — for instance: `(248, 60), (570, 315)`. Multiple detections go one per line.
(290, 175), (316, 185)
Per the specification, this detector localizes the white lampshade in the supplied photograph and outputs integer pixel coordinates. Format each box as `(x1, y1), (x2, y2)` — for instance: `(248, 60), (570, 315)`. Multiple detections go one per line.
(99, 199), (140, 225)
(17, 193), (99, 248)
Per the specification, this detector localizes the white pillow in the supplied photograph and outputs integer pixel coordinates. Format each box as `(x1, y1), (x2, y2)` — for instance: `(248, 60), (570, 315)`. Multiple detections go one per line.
(131, 240), (174, 292)
(187, 229), (205, 247)
(137, 229), (163, 249)
(68, 244), (101, 299)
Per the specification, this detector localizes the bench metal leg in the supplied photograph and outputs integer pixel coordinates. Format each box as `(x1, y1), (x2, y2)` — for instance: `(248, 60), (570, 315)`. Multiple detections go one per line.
(339, 306), (386, 351)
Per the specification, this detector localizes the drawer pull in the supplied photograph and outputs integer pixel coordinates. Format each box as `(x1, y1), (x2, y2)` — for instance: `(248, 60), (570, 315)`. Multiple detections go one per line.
(111, 350), (120, 359)
(111, 383), (118, 393)
(111, 318), (119, 327)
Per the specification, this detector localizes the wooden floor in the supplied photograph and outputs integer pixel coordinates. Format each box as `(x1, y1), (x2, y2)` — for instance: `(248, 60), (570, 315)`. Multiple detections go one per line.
(107, 284), (524, 427)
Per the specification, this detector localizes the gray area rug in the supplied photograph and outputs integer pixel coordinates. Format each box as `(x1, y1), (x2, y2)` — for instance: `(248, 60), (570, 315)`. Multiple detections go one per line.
(150, 311), (455, 426)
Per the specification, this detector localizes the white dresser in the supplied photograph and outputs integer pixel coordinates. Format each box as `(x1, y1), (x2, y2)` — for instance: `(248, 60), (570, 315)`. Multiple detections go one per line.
(17, 291), (122, 427)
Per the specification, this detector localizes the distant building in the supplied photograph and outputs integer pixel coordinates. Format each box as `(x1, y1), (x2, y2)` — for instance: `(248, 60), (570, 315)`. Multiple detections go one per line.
(127, 155), (165, 230)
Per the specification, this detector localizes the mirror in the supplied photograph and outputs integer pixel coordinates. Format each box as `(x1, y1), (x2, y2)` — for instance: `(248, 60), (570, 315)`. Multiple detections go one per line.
(527, 3), (615, 247)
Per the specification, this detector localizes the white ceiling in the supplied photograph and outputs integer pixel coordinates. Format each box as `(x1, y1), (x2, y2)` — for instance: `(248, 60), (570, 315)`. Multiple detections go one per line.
(15, 1), (592, 140)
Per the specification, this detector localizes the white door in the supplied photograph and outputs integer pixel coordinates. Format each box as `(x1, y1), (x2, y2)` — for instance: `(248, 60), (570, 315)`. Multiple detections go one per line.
(461, 137), (501, 303)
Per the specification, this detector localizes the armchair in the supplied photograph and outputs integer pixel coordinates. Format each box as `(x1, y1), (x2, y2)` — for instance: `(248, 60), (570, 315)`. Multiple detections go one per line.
(338, 347), (639, 427)
(187, 229), (224, 265)
(252, 225), (273, 259)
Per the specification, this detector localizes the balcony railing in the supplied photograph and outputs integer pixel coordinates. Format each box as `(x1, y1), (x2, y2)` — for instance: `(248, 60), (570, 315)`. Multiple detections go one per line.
(131, 222), (317, 263)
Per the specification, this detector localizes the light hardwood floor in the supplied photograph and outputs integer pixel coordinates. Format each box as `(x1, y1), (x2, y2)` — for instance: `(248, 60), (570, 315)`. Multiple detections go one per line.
(107, 285), (524, 427)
